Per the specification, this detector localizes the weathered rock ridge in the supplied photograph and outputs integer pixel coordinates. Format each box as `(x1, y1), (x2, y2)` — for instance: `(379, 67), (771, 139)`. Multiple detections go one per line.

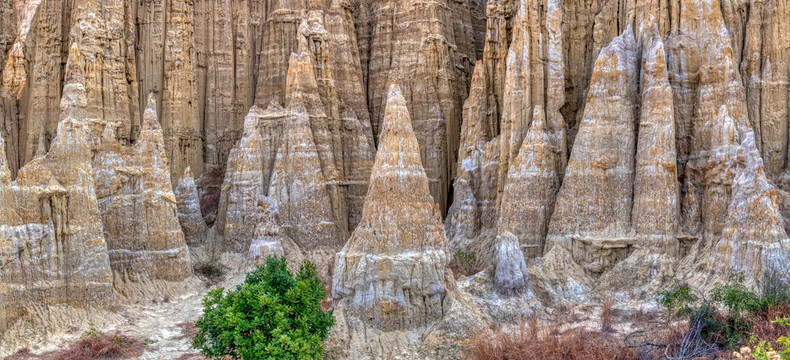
(92, 95), (192, 294)
(0, 43), (113, 334)
(332, 84), (452, 331)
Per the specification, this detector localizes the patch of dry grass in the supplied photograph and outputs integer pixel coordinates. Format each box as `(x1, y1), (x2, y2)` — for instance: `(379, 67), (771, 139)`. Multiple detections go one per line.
(470, 318), (640, 360)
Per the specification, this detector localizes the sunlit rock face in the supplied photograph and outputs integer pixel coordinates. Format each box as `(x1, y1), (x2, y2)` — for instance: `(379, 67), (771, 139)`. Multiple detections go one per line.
(332, 84), (452, 331)
(92, 95), (191, 291)
(0, 44), (113, 334)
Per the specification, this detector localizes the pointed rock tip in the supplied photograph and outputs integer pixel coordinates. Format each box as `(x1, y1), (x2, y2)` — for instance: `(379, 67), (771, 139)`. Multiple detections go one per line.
(381, 82), (417, 138)
(243, 105), (263, 131)
(65, 42), (84, 85)
(35, 132), (47, 157)
(181, 166), (194, 182)
(263, 100), (284, 114)
(531, 105), (546, 131)
(101, 124), (116, 144)
(143, 93), (160, 129)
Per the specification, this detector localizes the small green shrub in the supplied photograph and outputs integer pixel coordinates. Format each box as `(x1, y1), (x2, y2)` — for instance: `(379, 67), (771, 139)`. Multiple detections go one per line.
(193, 256), (335, 360)
(449, 250), (482, 276)
(657, 279), (696, 318)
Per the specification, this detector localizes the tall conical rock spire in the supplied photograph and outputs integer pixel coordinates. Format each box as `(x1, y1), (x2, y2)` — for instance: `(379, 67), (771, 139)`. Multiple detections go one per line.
(0, 43), (113, 335)
(92, 94), (191, 295)
(546, 28), (639, 255)
(268, 102), (343, 250)
(216, 106), (267, 253)
(706, 132), (790, 287)
(597, 28), (681, 291)
(497, 106), (560, 259)
(446, 64), (500, 252)
(332, 84), (451, 331)
(175, 166), (208, 247)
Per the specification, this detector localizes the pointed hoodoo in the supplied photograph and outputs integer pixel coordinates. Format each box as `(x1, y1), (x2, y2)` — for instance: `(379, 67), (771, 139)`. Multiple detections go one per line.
(534, 29), (639, 299)
(496, 0), (547, 208)
(632, 28), (680, 247)
(216, 106), (267, 253)
(446, 62), (499, 246)
(497, 105), (559, 259)
(705, 133), (790, 287)
(92, 93), (191, 293)
(283, 51), (348, 235)
(268, 103), (343, 249)
(494, 232), (530, 296)
(0, 39), (114, 334)
(545, 27), (638, 255)
(60, 43), (87, 123)
(176, 166), (208, 247)
(143, 93), (161, 131)
(332, 83), (451, 331)
(597, 28), (681, 290)
(101, 124), (117, 144)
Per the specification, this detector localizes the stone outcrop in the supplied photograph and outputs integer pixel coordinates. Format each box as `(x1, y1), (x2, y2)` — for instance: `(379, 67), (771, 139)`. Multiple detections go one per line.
(175, 167), (208, 247)
(216, 106), (267, 253)
(446, 64), (499, 250)
(0, 44), (113, 333)
(332, 84), (452, 331)
(545, 28), (639, 262)
(92, 95), (191, 293)
(494, 232), (530, 296)
(497, 106), (560, 259)
(3, 4), (790, 355)
(701, 133), (790, 288)
(247, 198), (304, 267)
(597, 28), (681, 291)
(268, 101), (344, 250)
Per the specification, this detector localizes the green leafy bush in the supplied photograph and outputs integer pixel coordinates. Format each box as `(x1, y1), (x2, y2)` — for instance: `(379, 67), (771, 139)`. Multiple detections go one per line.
(658, 273), (790, 353)
(193, 256), (335, 360)
(657, 279), (696, 318)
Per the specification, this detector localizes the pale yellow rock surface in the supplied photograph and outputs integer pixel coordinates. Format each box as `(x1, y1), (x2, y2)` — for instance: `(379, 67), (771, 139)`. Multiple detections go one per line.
(357, 0), (476, 213)
(445, 64), (500, 257)
(497, 106), (560, 259)
(268, 101), (344, 250)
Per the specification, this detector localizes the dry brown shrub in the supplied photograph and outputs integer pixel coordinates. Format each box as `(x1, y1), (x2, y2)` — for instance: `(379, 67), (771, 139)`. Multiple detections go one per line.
(175, 321), (199, 341)
(46, 332), (145, 360)
(470, 320), (640, 360)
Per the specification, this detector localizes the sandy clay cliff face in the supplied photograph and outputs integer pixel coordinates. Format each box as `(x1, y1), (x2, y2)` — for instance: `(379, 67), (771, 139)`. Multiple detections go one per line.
(1, 0), (790, 358)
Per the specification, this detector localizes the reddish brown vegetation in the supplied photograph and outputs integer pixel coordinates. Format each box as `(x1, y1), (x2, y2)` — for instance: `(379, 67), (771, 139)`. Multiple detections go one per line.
(8, 333), (145, 360)
(175, 321), (199, 341)
(470, 319), (640, 360)
(321, 257), (334, 312)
